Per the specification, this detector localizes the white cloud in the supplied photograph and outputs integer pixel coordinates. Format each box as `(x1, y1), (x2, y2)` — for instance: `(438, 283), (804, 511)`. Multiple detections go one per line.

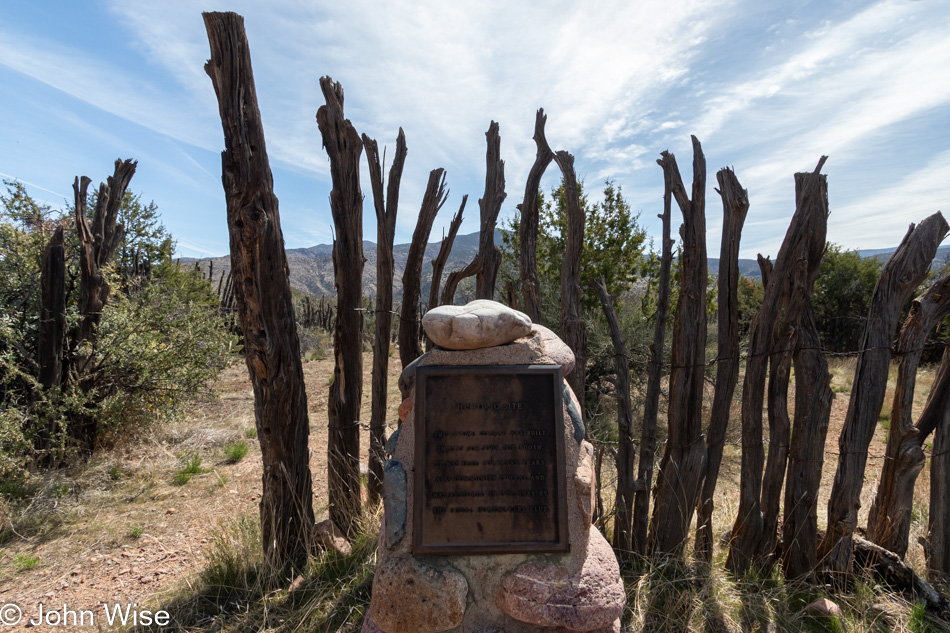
(829, 149), (950, 248)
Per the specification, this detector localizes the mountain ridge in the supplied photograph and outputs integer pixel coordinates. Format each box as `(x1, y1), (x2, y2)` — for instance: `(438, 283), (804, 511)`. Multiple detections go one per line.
(188, 232), (950, 299)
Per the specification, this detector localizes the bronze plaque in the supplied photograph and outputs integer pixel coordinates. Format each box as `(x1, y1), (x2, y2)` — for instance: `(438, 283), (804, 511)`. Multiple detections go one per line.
(413, 365), (568, 555)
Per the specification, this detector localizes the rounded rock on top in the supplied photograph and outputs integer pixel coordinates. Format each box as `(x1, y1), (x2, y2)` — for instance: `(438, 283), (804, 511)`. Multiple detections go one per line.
(422, 300), (532, 350)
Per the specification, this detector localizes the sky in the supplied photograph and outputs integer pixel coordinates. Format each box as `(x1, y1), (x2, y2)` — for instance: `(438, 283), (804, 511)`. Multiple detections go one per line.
(1, 0), (948, 261)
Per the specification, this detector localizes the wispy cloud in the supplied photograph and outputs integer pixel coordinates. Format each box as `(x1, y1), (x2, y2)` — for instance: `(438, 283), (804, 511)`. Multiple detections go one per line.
(2, 0), (947, 259)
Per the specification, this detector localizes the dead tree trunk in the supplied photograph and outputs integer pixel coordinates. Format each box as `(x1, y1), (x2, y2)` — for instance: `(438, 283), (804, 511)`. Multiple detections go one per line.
(39, 225), (65, 391)
(695, 167), (749, 564)
(929, 345), (950, 582)
(728, 159), (829, 573)
(315, 75), (367, 536)
(428, 196), (467, 314)
(204, 11), (315, 565)
(441, 122), (505, 305)
(37, 225), (66, 457)
(71, 158), (137, 451)
(363, 129), (407, 504)
(781, 297), (833, 579)
(853, 534), (950, 621)
(591, 276), (635, 552)
(648, 136), (708, 557)
(518, 108), (554, 323)
(399, 169), (448, 368)
(867, 269), (950, 557)
(74, 159), (136, 352)
(553, 150), (587, 418)
(631, 155), (674, 557)
(819, 211), (948, 574)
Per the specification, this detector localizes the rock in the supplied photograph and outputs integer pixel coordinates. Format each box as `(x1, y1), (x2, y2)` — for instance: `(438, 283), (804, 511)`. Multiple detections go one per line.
(498, 526), (625, 631)
(399, 352), (429, 399)
(563, 384), (585, 443)
(383, 459), (407, 548)
(422, 300), (532, 350)
(535, 324), (575, 377)
(804, 598), (845, 630)
(557, 620), (620, 633)
(361, 612), (385, 633)
(313, 519), (352, 556)
(384, 428), (401, 456)
(398, 396), (413, 422)
(575, 441), (595, 524)
(371, 557), (468, 633)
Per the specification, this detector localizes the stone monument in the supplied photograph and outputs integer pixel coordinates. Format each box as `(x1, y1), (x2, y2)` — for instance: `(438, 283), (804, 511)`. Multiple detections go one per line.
(363, 300), (626, 633)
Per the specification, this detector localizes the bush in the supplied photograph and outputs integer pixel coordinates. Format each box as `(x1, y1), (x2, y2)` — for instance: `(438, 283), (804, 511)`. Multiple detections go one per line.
(0, 179), (233, 477)
(224, 441), (249, 463)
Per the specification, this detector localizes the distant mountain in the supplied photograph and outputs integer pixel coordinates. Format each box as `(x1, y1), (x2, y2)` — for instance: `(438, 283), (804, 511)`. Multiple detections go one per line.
(187, 234), (950, 299)
(859, 244), (950, 269)
(191, 230), (488, 301)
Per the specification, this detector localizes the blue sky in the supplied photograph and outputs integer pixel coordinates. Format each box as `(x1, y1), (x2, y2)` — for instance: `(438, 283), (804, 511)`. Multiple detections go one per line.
(1, 0), (948, 260)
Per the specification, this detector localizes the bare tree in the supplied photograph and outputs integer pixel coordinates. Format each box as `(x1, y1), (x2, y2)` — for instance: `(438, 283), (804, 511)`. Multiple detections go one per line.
(553, 150), (587, 417)
(363, 129), (407, 503)
(590, 276), (635, 552)
(630, 154), (674, 557)
(399, 169), (448, 368)
(648, 136), (708, 557)
(428, 197), (467, 314)
(518, 109), (554, 323)
(316, 75), (367, 536)
(204, 11), (315, 565)
(695, 167), (749, 564)
(38, 225), (65, 391)
(781, 296), (833, 578)
(442, 122), (505, 304)
(819, 211), (948, 574)
(867, 269), (950, 556)
(70, 159), (137, 451)
(728, 159), (828, 573)
(927, 345), (950, 582)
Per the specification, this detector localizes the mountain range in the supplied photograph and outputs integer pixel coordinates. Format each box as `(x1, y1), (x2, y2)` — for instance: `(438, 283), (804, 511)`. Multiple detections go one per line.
(187, 232), (950, 300)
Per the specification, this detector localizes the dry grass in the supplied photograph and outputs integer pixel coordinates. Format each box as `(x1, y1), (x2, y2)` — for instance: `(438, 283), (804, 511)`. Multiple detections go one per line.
(1, 352), (948, 632)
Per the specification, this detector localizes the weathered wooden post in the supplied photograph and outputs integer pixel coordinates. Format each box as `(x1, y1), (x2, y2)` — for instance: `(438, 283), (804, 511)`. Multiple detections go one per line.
(363, 129), (406, 503)
(695, 167), (749, 564)
(819, 211), (948, 574)
(204, 11), (315, 565)
(648, 136), (708, 557)
(316, 75), (366, 536)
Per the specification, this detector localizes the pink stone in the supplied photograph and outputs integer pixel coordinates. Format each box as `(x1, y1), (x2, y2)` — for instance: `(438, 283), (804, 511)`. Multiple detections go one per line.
(361, 612), (385, 633)
(498, 527), (625, 631)
(534, 324), (575, 376)
(313, 519), (351, 556)
(371, 557), (468, 633)
(574, 441), (595, 524)
(557, 619), (620, 633)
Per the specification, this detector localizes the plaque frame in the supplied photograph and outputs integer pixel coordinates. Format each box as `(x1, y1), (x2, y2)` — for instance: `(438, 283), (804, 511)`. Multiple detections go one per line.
(412, 364), (569, 556)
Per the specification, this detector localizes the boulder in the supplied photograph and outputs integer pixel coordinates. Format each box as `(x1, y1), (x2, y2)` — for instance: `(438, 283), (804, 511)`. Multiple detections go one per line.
(422, 300), (532, 350)
(313, 519), (351, 556)
(382, 459), (407, 549)
(534, 324), (575, 377)
(498, 526), (625, 631)
(372, 557), (469, 633)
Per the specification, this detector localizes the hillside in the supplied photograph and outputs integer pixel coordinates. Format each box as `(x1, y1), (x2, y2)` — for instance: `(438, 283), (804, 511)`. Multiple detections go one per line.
(187, 234), (950, 300)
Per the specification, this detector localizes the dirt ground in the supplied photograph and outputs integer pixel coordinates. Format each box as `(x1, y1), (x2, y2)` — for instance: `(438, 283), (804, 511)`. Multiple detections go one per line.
(0, 352), (938, 631)
(0, 354), (402, 631)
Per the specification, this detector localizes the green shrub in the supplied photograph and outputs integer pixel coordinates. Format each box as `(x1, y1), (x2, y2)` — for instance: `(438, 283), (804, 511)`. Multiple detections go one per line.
(14, 554), (38, 571)
(224, 441), (248, 463)
(0, 180), (233, 476)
